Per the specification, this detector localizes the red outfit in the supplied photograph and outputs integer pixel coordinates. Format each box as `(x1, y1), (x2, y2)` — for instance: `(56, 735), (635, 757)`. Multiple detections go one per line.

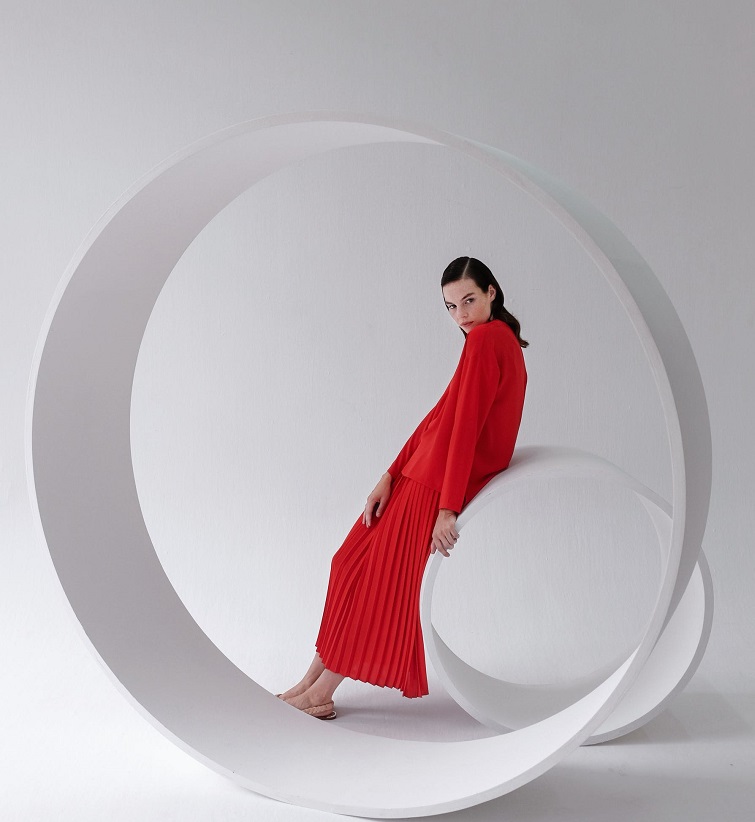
(315, 318), (527, 697)
(386, 318), (528, 513)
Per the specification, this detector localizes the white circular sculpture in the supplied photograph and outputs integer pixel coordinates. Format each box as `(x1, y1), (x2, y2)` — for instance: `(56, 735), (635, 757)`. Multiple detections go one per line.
(26, 113), (712, 817)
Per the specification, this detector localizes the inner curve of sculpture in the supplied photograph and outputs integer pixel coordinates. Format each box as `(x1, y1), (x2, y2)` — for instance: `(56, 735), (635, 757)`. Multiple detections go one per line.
(26, 113), (712, 818)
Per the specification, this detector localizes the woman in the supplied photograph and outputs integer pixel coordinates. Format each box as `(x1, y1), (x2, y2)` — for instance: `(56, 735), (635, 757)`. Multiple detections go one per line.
(278, 257), (528, 719)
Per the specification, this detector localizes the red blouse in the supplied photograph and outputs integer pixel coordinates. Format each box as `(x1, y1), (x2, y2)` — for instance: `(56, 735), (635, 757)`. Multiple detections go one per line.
(386, 318), (527, 514)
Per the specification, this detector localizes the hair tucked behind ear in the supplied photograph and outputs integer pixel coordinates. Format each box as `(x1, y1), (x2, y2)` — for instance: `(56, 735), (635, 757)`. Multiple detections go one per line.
(441, 257), (529, 347)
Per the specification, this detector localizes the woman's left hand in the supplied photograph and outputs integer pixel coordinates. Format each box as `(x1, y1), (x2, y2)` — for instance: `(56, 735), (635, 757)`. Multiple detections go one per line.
(431, 509), (459, 557)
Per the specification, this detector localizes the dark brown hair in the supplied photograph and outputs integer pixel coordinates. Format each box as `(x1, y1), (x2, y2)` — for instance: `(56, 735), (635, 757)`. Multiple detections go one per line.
(441, 257), (529, 347)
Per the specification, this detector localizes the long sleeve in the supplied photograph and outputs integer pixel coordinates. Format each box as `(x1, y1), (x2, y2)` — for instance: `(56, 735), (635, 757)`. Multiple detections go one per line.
(386, 384), (449, 479)
(438, 331), (501, 513)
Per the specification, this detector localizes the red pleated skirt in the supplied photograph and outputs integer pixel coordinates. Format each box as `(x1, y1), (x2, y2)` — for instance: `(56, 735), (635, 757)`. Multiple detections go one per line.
(315, 473), (440, 698)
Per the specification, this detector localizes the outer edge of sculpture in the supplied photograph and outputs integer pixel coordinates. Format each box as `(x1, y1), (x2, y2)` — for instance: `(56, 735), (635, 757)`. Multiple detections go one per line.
(25, 111), (712, 817)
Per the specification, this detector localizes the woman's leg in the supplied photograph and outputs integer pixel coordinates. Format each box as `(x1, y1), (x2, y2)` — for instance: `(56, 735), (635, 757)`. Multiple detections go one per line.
(279, 474), (436, 710)
(278, 651), (327, 700)
(313, 476), (436, 699)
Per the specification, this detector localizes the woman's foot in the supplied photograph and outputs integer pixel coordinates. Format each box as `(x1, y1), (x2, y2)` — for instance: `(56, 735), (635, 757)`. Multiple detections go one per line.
(282, 669), (344, 714)
(284, 690), (336, 719)
(284, 688), (328, 712)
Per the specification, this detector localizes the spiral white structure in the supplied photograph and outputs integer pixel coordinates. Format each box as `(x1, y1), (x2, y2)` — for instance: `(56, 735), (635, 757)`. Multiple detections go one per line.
(26, 113), (712, 817)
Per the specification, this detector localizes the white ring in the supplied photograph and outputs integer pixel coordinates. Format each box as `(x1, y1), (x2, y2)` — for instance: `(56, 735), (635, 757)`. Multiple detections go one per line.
(422, 445), (714, 745)
(26, 113), (712, 817)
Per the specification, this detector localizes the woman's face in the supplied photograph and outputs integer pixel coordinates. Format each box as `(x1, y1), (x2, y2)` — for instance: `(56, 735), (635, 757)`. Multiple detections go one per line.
(443, 278), (496, 332)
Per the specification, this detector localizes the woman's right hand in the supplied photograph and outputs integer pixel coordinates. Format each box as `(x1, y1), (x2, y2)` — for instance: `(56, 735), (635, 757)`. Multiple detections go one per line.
(363, 472), (393, 527)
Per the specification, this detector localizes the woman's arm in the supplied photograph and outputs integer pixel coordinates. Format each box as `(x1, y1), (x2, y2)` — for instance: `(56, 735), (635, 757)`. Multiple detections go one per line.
(438, 331), (500, 514)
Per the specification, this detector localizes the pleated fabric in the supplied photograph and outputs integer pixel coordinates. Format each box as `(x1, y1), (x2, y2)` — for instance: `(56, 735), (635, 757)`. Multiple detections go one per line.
(315, 473), (440, 698)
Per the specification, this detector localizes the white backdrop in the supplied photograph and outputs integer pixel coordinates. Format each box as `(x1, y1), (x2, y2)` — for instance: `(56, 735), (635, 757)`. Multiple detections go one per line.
(2, 2), (753, 820)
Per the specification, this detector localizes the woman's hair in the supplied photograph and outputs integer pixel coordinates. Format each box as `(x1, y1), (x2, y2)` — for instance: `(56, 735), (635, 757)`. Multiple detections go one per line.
(441, 257), (529, 348)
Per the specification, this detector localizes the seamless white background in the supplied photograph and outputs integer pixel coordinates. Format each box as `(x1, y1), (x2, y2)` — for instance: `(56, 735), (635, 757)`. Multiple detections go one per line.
(2, 2), (754, 820)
